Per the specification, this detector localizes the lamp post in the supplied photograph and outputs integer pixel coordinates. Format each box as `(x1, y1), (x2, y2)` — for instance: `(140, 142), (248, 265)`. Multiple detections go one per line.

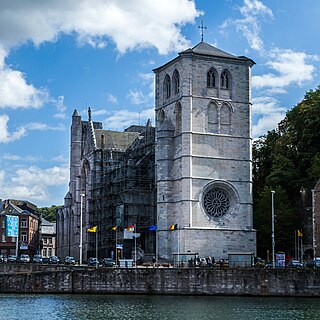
(271, 190), (275, 268)
(80, 193), (85, 265)
(312, 189), (316, 258)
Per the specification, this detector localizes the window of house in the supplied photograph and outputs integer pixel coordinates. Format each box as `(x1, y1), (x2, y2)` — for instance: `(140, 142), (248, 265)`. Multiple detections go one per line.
(21, 231), (27, 242)
(208, 103), (219, 133)
(207, 68), (216, 87)
(48, 248), (52, 257)
(164, 74), (171, 99)
(42, 248), (47, 257)
(21, 218), (27, 228)
(48, 237), (52, 245)
(173, 69), (180, 94)
(43, 237), (47, 244)
(221, 70), (231, 89)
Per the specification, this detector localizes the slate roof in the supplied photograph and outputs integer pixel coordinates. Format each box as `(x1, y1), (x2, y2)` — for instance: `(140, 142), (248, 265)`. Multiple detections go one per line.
(95, 130), (140, 151)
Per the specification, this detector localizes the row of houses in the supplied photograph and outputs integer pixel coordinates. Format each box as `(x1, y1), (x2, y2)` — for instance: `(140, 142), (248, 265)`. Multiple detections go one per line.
(0, 199), (56, 258)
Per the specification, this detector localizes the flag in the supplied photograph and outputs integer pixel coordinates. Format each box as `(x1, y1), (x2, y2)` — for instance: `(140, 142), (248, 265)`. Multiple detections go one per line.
(298, 229), (303, 237)
(169, 224), (178, 230)
(87, 226), (97, 233)
(126, 225), (134, 232)
(111, 226), (117, 231)
(148, 224), (157, 231)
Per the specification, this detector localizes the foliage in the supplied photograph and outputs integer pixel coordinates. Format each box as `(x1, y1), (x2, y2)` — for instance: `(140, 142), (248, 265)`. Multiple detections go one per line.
(36, 205), (61, 222)
(253, 85), (320, 258)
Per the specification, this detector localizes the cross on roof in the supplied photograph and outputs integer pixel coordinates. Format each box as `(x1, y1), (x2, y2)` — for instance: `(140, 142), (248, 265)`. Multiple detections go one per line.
(198, 20), (207, 42)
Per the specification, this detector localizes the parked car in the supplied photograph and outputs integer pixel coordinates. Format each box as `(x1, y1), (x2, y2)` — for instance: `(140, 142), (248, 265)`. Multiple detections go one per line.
(32, 255), (43, 263)
(287, 260), (303, 268)
(306, 258), (320, 269)
(42, 257), (49, 264)
(101, 258), (116, 267)
(7, 255), (17, 263)
(17, 254), (30, 263)
(64, 256), (76, 265)
(48, 256), (60, 264)
(88, 257), (99, 266)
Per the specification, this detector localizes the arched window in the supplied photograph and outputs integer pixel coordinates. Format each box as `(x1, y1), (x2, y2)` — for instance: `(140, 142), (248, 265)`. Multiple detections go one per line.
(220, 103), (231, 134)
(207, 103), (218, 133)
(220, 70), (231, 89)
(207, 68), (216, 88)
(175, 102), (182, 133)
(173, 69), (180, 94)
(164, 74), (171, 99)
(158, 109), (165, 126)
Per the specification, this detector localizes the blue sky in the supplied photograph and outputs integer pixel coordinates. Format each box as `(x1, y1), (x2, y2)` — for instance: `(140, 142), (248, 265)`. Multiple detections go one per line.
(0, 0), (319, 207)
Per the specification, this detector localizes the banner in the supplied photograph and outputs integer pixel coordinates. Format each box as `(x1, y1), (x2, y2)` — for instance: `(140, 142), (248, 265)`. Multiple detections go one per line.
(6, 215), (19, 237)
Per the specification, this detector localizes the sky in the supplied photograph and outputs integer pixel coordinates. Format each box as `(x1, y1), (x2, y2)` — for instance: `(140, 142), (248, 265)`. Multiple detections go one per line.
(0, 0), (319, 207)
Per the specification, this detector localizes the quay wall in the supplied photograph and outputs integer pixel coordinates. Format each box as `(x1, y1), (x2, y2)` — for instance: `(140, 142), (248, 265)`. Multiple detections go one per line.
(1, 265), (320, 296)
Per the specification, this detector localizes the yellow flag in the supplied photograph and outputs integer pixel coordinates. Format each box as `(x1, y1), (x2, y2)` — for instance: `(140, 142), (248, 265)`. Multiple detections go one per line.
(298, 229), (303, 237)
(88, 226), (97, 233)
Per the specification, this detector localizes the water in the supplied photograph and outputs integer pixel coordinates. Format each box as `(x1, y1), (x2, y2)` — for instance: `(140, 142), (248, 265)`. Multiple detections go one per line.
(0, 294), (320, 320)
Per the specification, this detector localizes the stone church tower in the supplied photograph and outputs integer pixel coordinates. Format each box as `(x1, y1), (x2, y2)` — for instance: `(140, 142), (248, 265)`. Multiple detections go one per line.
(154, 42), (256, 260)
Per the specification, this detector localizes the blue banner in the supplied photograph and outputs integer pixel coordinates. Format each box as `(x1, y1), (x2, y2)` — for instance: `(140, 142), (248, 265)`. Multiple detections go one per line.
(6, 215), (19, 237)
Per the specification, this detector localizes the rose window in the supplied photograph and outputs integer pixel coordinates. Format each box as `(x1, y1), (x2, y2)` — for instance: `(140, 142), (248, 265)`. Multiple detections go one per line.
(203, 188), (230, 217)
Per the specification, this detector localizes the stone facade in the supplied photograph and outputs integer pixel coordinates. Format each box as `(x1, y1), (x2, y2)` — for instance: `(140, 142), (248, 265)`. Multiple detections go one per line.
(57, 41), (256, 263)
(154, 42), (256, 260)
(57, 111), (156, 262)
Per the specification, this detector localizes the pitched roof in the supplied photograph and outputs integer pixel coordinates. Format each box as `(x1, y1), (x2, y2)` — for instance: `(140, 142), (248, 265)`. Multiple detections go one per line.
(180, 41), (239, 59)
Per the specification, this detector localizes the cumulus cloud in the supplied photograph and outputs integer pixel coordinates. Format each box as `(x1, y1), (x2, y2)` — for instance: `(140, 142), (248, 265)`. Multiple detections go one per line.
(104, 108), (155, 130)
(252, 96), (287, 138)
(253, 48), (318, 91)
(0, 114), (26, 143)
(0, 165), (69, 204)
(0, 0), (200, 54)
(220, 0), (273, 52)
(0, 1), (200, 111)
(0, 48), (49, 109)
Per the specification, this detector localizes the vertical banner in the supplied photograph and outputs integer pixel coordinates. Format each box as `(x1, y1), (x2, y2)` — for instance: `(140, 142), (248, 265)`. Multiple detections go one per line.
(6, 215), (19, 237)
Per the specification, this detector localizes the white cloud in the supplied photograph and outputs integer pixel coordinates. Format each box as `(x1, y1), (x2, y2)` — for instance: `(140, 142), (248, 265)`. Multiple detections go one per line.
(252, 96), (286, 138)
(253, 49), (317, 90)
(253, 112), (284, 139)
(0, 0), (200, 55)
(106, 93), (118, 104)
(0, 165), (69, 204)
(127, 90), (148, 105)
(0, 114), (26, 143)
(220, 0), (273, 52)
(104, 108), (154, 130)
(0, 49), (49, 109)
(0, 114), (65, 144)
(1, 153), (39, 162)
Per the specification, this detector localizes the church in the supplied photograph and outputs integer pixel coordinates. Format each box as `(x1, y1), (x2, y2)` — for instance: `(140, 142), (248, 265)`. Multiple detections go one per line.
(57, 41), (257, 263)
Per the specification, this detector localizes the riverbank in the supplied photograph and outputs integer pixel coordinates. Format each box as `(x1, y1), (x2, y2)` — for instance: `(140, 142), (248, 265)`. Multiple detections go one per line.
(0, 264), (320, 296)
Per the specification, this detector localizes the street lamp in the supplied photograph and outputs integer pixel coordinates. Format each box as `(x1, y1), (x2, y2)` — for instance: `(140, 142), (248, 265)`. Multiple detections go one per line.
(312, 189), (316, 258)
(271, 190), (275, 268)
(80, 193), (85, 265)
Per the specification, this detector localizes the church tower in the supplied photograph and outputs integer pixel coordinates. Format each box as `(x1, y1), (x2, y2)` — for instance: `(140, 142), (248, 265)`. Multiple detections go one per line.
(154, 42), (256, 261)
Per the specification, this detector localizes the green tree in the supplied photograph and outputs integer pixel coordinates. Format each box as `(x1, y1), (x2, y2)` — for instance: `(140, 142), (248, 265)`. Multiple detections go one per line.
(36, 205), (62, 222)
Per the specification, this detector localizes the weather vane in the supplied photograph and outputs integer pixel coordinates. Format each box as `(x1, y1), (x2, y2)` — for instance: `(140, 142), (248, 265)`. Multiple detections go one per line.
(198, 20), (207, 42)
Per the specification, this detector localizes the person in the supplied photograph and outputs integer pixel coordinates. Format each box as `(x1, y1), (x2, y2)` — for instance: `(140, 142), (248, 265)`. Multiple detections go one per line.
(152, 256), (156, 267)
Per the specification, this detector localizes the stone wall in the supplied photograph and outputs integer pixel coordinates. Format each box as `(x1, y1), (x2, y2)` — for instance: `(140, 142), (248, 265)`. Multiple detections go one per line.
(1, 265), (320, 296)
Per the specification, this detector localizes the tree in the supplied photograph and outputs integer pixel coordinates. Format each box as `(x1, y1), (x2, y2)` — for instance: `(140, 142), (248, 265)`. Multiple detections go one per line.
(254, 186), (299, 259)
(36, 205), (61, 222)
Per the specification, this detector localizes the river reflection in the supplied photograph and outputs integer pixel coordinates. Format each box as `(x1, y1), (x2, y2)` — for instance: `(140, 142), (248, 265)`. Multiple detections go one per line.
(0, 294), (319, 320)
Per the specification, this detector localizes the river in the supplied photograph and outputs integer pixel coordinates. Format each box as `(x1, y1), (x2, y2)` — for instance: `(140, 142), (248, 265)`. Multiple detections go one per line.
(0, 294), (319, 319)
